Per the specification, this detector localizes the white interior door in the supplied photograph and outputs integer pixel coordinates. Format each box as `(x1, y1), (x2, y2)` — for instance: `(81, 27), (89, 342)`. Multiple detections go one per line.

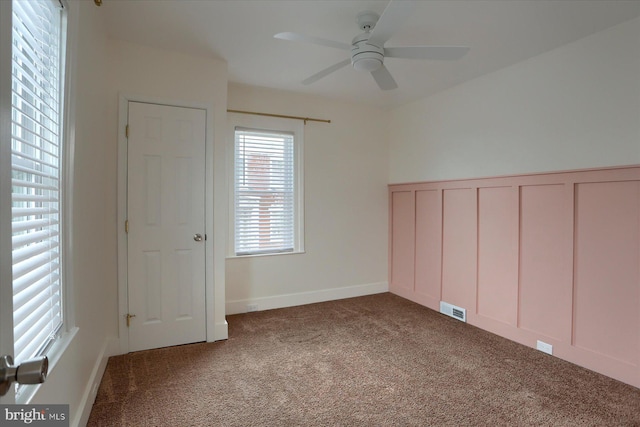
(127, 102), (206, 352)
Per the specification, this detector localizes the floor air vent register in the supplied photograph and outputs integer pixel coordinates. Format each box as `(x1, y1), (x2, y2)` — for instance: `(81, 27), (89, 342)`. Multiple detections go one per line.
(439, 301), (467, 322)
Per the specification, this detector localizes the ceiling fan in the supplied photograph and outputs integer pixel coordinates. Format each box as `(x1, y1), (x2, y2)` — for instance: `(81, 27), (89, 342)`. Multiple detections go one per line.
(274, 0), (470, 91)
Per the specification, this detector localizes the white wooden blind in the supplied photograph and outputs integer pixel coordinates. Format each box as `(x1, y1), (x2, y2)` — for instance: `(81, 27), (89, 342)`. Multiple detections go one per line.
(11, 0), (64, 364)
(234, 127), (295, 255)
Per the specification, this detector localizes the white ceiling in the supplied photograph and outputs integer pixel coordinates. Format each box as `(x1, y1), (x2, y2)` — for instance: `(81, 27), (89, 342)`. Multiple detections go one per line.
(101, 0), (640, 109)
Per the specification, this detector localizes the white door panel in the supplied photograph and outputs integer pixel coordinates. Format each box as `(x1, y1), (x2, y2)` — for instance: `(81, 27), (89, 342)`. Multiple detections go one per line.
(127, 102), (206, 352)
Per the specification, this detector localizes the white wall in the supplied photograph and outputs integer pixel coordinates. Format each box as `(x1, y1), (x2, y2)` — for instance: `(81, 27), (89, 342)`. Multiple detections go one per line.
(226, 84), (389, 313)
(32, 19), (230, 424)
(389, 17), (640, 183)
(30, 2), (116, 426)
(105, 40), (229, 341)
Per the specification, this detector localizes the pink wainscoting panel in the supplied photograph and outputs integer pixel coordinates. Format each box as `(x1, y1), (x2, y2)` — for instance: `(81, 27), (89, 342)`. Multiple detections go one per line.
(414, 190), (442, 308)
(573, 181), (640, 365)
(389, 166), (640, 388)
(441, 188), (477, 312)
(390, 191), (415, 294)
(519, 184), (572, 341)
(477, 187), (518, 325)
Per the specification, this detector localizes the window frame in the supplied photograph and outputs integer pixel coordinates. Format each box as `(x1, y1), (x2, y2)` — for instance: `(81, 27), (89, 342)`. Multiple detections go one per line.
(227, 113), (304, 258)
(0, 0), (78, 404)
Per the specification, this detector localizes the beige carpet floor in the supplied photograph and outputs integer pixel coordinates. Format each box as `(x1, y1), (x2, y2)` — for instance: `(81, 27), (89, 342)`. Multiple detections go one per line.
(88, 293), (640, 426)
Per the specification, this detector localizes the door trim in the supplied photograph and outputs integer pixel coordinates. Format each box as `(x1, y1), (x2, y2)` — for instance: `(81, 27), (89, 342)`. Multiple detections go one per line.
(117, 94), (219, 354)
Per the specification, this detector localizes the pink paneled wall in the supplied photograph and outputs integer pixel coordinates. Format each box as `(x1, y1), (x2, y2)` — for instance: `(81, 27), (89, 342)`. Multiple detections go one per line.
(390, 191), (415, 295)
(477, 186), (519, 325)
(441, 189), (477, 312)
(388, 165), (640, 388)
(519, 184), (571, 341)
(414, 190), (442, 308)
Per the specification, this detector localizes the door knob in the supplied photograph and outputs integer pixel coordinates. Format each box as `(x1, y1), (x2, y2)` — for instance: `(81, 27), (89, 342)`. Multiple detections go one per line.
(0, 355), (48, 396)
(193, 233), (203, 242)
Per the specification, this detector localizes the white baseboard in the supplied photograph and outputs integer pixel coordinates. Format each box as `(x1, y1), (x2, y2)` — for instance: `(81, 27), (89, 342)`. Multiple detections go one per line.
(74, 336), (119, 427)
(226, 281), (389, 315)
(210, 320), (228, 341)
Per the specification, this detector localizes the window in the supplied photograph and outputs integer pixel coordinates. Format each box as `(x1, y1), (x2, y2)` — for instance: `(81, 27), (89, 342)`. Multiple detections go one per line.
(11, 0), (68, 368)
(230, 115), (304, 256)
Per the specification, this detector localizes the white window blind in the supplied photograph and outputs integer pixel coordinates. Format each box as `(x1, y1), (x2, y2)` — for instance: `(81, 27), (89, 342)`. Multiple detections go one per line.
(11, 0), (64, 364)
(234, 127), (295, 255)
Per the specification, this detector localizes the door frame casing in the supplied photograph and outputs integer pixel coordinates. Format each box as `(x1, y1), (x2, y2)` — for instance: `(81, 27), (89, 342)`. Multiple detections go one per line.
(117, 94), (217, 354)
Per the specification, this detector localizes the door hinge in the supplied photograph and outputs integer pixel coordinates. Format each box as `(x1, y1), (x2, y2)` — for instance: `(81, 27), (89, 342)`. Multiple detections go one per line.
(125, 124), (129, 138)
(125, 219), (129, 234)
(126, 313), (136, 327)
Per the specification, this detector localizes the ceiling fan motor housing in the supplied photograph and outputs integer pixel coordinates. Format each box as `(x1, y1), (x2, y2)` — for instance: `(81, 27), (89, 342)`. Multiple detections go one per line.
(351, 33), (384, 72)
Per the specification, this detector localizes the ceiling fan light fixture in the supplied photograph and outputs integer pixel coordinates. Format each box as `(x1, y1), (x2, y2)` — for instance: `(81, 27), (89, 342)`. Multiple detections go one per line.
(351, 34), (384, 72)
(353, 55), (383, 72)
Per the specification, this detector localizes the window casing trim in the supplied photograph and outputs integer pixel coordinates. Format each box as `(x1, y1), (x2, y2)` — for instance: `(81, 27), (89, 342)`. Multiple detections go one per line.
(4, 0), (78, 403)
(227, 113), (304, 258)
(0, 0), (16, 403)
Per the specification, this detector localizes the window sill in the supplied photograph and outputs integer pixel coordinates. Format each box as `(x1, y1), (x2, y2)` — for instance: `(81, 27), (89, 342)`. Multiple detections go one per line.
(227, 250), (306, 260)
(16, 326), (79, 404)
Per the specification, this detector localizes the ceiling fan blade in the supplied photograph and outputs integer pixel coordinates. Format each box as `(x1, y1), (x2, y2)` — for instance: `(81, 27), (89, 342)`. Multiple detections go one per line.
(302, 59), (351, 85)
(371, 64), (398, 90)
(274, 32), (351, 51)
(385, 46), (470, 61)
(367, 0), (415, 48)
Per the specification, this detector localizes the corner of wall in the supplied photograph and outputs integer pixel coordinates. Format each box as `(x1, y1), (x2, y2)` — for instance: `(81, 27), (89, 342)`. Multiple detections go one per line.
(74, 336), (119, 427)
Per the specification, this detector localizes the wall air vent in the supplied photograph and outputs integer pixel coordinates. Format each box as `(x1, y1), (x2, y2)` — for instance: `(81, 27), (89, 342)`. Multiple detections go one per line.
(440, 301), (467, 322)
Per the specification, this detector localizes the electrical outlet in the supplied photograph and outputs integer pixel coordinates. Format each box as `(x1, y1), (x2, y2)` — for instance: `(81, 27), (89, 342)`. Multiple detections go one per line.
(536, 340), (553, 355)
(247, 304), (259, 312)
